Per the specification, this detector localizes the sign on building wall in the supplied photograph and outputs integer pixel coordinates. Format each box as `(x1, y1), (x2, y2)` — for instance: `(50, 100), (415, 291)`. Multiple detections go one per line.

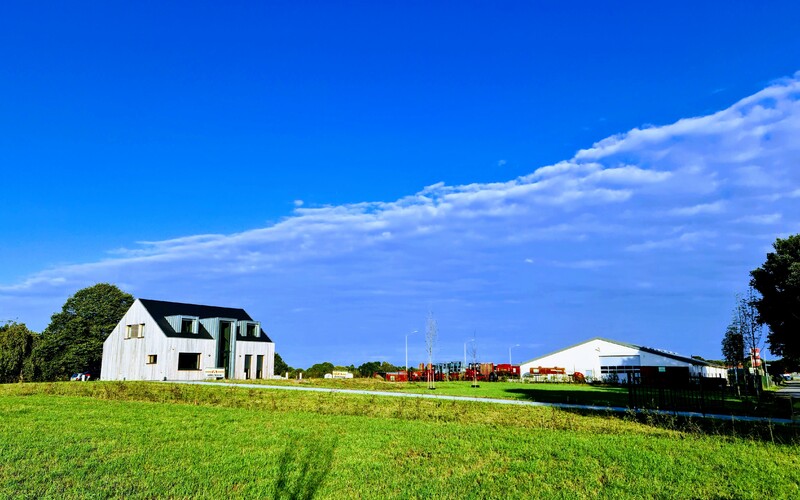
(205, 368), (225, 379)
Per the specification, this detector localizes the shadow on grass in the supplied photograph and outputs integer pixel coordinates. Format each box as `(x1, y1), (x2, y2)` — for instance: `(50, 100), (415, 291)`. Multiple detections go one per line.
(504, 386), (800, 443)
(273, 435), (337, 500)
(503, 387), (629, 407)
(556, 406), (800, 444)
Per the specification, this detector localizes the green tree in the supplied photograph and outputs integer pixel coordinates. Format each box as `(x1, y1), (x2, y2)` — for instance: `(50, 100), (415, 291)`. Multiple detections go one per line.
(357, 361), (381, 378)
(25, 283), (134, 381)
(378, 361), (402, 373)
(721, 322), (744, 367)
(750, 234), (800, 360)
(274, 352), (292, 376)
(305, 362), (335, 378)
(0, 322), (38, 383)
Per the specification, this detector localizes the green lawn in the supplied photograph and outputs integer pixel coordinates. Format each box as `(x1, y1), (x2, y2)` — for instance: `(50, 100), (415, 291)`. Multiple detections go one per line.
(217, 378), (631, 406)
(0, 382), (798, 499)
(214, 378), (783, 416)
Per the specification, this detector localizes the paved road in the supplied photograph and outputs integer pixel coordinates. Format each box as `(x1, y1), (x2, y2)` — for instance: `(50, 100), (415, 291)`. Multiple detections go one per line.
(169, 380), (796, 425)
(777, 380), (800, 397)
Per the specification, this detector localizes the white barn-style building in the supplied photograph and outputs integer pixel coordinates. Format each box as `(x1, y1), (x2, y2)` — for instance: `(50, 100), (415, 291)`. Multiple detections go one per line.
(520, 337), (726, 383)
(101, 298), (275, 381)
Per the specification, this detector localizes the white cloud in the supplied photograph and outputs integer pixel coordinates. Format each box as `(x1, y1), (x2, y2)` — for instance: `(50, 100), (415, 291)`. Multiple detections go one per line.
(734, 213), (782, 225)
(625, 231), (717, 252)
(575, 72), (800, 164)
(2, 73), (800, 366)
(585, 165), (672, 185)
(734, 165), (781, 189)
(549, 259), (611, 269)
(667, 201), (726, 216)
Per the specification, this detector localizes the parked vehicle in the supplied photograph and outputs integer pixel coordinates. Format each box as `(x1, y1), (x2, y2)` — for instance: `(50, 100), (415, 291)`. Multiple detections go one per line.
(70, 372), (91, 381)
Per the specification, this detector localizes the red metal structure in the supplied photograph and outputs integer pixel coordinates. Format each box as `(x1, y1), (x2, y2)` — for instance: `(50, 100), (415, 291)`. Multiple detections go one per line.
(494, 363), (521, 377)
(381, 361), (523, 382)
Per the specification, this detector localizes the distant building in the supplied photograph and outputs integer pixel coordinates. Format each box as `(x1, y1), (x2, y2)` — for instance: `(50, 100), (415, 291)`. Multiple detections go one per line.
(520, 337), (726, 384)
(101, 298), (275, 381)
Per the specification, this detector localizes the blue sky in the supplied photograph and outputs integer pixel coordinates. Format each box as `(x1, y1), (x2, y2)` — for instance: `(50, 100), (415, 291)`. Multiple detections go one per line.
(1, 1), (799, 368)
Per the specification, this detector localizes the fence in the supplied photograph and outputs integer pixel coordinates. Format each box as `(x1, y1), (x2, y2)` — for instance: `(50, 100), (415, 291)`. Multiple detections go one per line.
(627, 380), (729, 415)
(627, 379), (793, 419)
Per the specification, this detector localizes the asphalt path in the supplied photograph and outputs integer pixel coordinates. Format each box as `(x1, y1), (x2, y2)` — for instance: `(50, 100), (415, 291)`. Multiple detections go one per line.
(777, 380), (800, 398)
(170, 380), (796, 425)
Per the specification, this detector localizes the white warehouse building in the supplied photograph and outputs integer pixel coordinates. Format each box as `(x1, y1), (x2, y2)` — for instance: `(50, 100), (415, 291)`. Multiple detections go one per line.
(101, 298), (275, 381)
(519, 337), (726, 383)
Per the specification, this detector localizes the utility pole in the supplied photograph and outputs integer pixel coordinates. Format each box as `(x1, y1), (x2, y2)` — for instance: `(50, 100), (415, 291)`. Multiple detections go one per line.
(509, 344), (520, 365)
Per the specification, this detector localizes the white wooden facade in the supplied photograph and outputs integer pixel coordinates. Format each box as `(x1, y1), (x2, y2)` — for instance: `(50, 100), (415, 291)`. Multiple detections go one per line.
(101, 299), (275, 381)
(520, 337), (726, 382)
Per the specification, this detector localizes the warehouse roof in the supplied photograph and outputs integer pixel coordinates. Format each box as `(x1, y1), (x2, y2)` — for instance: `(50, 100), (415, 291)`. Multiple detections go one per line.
(521, 337), (718, 367)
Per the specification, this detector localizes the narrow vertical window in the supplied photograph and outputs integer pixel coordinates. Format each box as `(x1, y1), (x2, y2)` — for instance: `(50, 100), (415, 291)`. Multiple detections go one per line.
(246, 323), (257, 337)
(256, 355), (264, 379)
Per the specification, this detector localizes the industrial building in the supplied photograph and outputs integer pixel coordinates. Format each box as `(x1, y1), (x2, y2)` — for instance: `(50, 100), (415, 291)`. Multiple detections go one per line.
(519, 337), (726, 384)
(101, 298), (275, 381)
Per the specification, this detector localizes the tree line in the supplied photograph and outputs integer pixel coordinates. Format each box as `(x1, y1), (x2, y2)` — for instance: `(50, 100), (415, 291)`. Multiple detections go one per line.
(273, 358), (406, 379)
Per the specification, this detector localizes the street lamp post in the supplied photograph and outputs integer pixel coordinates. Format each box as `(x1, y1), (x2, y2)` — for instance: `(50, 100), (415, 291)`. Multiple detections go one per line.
(509, 343), (520, 365)
(405, 330), (418, 373)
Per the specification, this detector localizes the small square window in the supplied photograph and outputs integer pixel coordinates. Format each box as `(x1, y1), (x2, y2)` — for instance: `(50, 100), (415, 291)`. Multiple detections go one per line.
(126, 324), (144, 339)
(146, 355), (157, 365)
(181, 319), (195, 334)
(246, 323), (257, 337)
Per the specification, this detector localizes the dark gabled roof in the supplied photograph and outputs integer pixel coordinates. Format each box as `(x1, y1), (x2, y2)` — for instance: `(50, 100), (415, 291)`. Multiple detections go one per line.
(138, 298), (272, 342)
(139, 298), (253, 322)
(522, 336), (714, 367)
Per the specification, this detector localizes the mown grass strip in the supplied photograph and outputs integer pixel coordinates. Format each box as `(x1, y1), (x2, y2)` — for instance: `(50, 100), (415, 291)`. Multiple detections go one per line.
(226, 378), (793, 419)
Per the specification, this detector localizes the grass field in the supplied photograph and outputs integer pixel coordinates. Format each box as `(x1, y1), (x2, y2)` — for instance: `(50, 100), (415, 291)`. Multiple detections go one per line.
(211, 378), (791, 417)
(1, 382), (798, 499)
(216, 377), (631, 406)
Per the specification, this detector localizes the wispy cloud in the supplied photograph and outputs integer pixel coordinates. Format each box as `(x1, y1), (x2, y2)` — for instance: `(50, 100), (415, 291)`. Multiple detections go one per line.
(667, 201), (726, 216)
(625, 231), (717, 252)
(3, 72), (800, 366)
(734, 213), (782, 225)
(550, 259), (611, 269)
